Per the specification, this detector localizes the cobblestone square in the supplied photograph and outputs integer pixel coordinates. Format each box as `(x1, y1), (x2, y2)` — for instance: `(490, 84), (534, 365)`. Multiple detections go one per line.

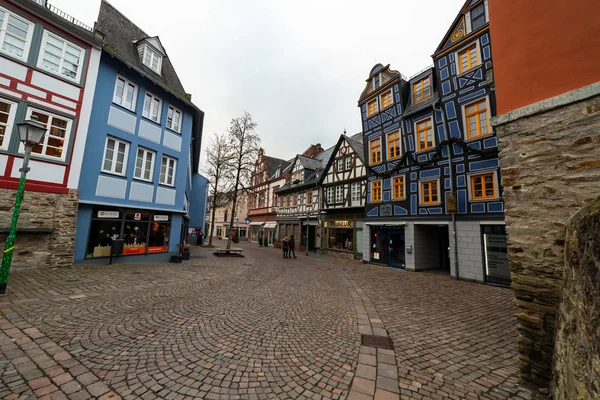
(0, 242), (534, 399)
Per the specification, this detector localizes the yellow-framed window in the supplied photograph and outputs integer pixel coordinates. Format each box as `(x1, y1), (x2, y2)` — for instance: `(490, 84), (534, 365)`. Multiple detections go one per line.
(465, 98), (490, 139)
(471, 173), (496, 200)
(420, 180), (439, 204)
(369, 137), (381, 164)
(416, 118), (434, 151)
(392, 176), (405, 200)
(306, 191), (312, 206)
(458, 43), (479, 74)
(367, 99), (378, 116)
(381, 90), (393, 109)
(413, 76), (431, 104)
(371, 180), (382, 203)
(387, 130), (401, 160)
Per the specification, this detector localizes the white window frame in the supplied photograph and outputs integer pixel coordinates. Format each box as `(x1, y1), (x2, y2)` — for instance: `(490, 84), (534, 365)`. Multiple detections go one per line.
(336, 158), (344, 172)
(166, 105), (182, 133)
(159, 155), (177, 186)
(467, 169), (500, 202)
(351, 182), (361, 202)
(101, 136), (129, 176)
(418, 178), (441, 206)
(142, 91), (162, 123)
(414, 116), (435, 153)
(133, 147), (155, 182)
(335, 185), (344, 204)
(0, 97), (18, 151)
(112, 75), (138, 111)
(345, 156), (352, 171)
(461, 96), (492, 141)
(372, 73), (381, 90)
(37, 30), (85, 83)
(326, 187), (334, 204)
(140, 43), (162, 75)
(0, 6), (34, 62)
(20, 107), (72, 161)
(454, 40), (482, 77)
(379, 89), (394, 110)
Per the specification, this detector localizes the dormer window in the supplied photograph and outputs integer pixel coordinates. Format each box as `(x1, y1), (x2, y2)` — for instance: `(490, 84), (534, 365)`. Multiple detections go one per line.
(372, 74), (381, 90)
(138, 43), (162, 74)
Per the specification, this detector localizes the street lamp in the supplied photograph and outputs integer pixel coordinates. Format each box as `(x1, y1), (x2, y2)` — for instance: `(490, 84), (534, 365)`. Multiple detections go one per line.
(0, 116), (46, 294)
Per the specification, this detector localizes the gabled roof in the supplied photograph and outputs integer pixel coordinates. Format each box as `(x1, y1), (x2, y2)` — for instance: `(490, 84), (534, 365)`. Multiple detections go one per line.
(96, 0), (205, 173)
(297, 155), (322, 171)
(358, 63), (405, 105)
(433, 0), (487, 56)
(345, 132), (365, 163)
(402, 67), (439, 117)
(264, 155), (289, 177)
(135, 36), (166, 55)
(275, 145), (335, 194)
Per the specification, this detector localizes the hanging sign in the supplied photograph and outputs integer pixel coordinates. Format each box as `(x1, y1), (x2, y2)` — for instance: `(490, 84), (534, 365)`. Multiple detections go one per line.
(98, 211), (119, 219)
(446, 194), (457, 214)
(134, 213), (142, 221)
(153, 215), (169, 221)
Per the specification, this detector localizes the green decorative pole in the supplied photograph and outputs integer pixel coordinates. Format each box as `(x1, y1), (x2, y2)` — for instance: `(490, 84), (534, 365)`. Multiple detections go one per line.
(0, 147), (32, 294)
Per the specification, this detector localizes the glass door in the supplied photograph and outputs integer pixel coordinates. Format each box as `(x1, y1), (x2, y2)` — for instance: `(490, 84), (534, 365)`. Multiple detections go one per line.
(388, 230), (405, 269)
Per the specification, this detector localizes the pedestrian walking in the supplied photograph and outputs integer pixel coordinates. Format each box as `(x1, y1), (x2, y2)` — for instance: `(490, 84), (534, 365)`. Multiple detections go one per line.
(289, 235), (297, 258)
(282, 237), (289, 258)
(197, 229), (203, 246)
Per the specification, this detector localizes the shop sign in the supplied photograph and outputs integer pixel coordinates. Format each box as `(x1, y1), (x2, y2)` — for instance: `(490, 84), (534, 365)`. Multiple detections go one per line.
(153, 215), (169, 221)
(98, 210), (119, 219)
(484, 234), (510, 279)
(148, 245), (168, 253)
(327, 220), (353, 228)
(134, 213), (142, 221)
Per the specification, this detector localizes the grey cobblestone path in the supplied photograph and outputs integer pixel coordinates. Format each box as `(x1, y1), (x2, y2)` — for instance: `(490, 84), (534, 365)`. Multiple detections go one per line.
(0, 242), (534, 399)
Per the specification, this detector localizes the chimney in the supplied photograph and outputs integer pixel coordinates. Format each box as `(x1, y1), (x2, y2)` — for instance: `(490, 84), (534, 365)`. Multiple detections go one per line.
(302, 143), (324, 158)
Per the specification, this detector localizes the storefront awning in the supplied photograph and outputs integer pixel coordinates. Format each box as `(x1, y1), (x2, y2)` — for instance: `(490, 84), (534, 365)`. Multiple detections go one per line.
(249, 222), (264, 226)
(264, 222), (277, 228)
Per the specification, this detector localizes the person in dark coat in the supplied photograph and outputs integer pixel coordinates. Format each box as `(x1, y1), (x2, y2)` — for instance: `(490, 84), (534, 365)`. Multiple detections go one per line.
(289, 235), (297, 258)
(282, 237), (289, 258)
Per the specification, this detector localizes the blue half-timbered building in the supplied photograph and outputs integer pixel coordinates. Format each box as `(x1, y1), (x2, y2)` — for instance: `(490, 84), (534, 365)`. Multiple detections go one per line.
(360, 0), (509, 285)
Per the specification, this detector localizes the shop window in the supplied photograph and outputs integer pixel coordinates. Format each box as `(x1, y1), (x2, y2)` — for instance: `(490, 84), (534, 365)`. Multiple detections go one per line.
(371, 180), (382, 203)
(86, 216), (122, 258)
(420, 180), (439, 205)
(327, 228), (353, 252)
(470, 172), (497, 200)
(122, 212), (149, 254)
(464, 98), (490, 139)
(380, 90), (393, 109)
(369, 137), (381, 165)
(415, 117), (434, 152)
(413, 76), (432, 104)
(148, 215), (171, 252)
(392, 176), (405, 200)
(387, 130), (401, 160)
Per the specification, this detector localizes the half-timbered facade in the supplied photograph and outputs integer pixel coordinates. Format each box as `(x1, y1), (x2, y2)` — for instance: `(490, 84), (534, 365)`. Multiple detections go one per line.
(321, 133), (367, 259)
(247, 148), (289, 245)
(274, 146), (333, 251)
(358, 0), (508, 284)
(0, 0), (102, 268)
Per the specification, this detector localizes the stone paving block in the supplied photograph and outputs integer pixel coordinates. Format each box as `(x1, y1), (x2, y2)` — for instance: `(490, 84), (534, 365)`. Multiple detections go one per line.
(374, 389), (400, 400)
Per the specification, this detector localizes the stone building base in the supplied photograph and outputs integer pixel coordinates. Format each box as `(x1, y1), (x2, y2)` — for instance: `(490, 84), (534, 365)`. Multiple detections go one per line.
(492, 83), (600, 395)
(0, 188), (78, 269)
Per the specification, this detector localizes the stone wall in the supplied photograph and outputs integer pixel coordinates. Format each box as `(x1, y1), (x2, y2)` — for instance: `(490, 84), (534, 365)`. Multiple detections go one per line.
(493, 89), (600, 395)
(553, 197), (600, 400)
(0, 188), (78, 269)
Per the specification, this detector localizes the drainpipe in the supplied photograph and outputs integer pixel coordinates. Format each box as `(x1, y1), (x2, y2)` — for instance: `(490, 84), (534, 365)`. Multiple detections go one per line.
(433, 102), (459, 280)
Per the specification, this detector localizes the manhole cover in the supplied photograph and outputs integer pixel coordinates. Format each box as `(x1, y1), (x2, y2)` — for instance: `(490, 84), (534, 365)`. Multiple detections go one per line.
(361, 334), (393, 350)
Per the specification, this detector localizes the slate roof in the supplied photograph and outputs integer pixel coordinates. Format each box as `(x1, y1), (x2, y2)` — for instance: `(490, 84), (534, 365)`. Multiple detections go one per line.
(264, 155), (289, 177)
(345, 132), (365, 163)
(402, 67), (439, 117)
(96, 0), (205, 172)
(275, 145), (335, 194)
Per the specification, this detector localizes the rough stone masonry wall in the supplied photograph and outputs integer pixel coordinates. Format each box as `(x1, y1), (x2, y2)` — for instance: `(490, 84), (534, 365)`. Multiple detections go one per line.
(0, 188), (78, 269)
(553, 197), (600, 400)
(494, 92), (600, 395)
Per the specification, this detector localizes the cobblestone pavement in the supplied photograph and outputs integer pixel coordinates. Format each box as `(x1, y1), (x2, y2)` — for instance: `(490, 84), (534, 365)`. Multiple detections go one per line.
(0, 242), (536, 399)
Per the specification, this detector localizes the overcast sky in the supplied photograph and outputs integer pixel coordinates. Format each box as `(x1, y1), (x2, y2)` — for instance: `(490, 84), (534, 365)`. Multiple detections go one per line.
(52, 0), (465, 165)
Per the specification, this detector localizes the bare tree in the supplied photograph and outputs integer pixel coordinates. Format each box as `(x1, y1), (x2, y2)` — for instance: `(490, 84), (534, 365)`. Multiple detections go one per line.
(205, 133), (234, 248)
(225, 112), (260, 250)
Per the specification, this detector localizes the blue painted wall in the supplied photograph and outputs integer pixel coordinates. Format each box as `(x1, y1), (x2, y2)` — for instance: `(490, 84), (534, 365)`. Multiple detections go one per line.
(74, 54), (197, 261)
(189, 174), (208, 229)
